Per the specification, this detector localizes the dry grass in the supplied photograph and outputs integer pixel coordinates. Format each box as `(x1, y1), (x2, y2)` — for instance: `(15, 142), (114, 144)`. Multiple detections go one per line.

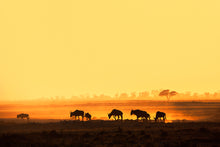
(0, 120), (220, 147)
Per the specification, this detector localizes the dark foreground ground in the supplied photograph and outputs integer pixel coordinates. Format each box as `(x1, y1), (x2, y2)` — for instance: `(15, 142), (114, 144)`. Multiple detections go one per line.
(0, 120), (220, 147)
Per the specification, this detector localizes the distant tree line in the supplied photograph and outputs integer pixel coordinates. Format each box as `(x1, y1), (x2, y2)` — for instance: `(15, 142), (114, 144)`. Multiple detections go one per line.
(34, 90), (220, 103)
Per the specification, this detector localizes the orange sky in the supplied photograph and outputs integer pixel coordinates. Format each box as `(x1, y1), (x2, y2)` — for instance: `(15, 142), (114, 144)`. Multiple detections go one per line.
(0, 0), (220, 100)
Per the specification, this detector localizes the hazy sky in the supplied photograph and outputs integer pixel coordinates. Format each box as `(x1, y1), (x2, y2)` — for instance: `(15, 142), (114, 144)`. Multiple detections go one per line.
(0, 0), (220, 100)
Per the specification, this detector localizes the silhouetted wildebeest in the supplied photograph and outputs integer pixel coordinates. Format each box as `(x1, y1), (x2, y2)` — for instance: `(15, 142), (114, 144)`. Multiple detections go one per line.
(108, 109), (123, 120)
(130, 109), (150, 120)
(85, 113), (92, 121)
(70, 110), (84, 121)
(154, 111), (166, 121)
(17, 113), (29, 120)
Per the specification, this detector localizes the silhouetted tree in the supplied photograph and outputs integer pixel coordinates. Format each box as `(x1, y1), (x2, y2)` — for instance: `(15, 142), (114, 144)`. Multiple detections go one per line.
(159, 90), (170, 100)
(159, 89), (177, 101)
(130, 92), (136, 99)
(151, 90), (161, 97)
(204, 92), (210, 98)
(213, 92), (219, 98)
(119, 93), (129, 99)
(169, 91), (178, 97)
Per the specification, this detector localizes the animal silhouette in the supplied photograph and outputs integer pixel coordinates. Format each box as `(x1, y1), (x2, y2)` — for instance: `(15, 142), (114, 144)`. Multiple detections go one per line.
(154, 111), (166, 121)
(70, 110), (84, 121)
(108, 109), (123, 120)
(130, 109), (150, 120)
(85, 113), (92, 121)
(17, 113), (29, 120)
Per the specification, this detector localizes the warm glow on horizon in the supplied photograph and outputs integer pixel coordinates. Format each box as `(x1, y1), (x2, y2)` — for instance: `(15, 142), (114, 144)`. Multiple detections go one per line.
(0, 0), (220, 100)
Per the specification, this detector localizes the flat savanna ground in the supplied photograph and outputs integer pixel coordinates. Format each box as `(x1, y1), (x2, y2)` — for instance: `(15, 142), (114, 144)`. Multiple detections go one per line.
(0, 120), (220, 147)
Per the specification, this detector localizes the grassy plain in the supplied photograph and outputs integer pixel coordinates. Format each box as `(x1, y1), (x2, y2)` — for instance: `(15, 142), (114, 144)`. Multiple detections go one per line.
(0, 120), (220, 147)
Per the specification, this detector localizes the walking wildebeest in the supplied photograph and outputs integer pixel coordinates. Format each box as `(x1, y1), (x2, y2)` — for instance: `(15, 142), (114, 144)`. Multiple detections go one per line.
(154, 111), (166, 122)
(70, 110), (84, 121)
(17, 113), (29, 120)
(108, 109), (123, 120)
(130, 109), (150, 120)
(85, 113), (92, 121)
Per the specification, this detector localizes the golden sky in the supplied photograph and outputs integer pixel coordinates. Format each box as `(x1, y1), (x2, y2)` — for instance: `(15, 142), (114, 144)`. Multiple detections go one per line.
(0, 0), (220, 100)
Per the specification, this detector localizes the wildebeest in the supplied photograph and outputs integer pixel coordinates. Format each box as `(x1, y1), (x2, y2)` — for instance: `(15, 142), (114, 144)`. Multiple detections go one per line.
(130, 109), (150, 120)
(108, 109), (123, 120)
(70, 110), (84, 121)
(154, 111), (166, 121)
(17, 113), (29, 120)
(85, 113), (92, 121)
